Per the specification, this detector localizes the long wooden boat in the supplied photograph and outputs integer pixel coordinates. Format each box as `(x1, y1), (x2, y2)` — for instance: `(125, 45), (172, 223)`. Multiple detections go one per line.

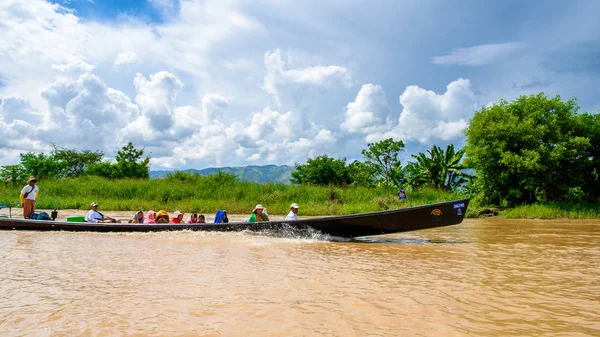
(0, 199), (469, 238)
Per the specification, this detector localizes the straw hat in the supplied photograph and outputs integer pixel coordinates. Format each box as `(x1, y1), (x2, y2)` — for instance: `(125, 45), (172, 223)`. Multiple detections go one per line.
(90, 202), (98, 207)
(253, 204), (264, 213)
(27, 176), (37, 183)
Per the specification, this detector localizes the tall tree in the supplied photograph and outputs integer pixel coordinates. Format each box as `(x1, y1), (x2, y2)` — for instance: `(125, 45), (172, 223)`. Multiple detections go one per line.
(406, 144), (469, 190)
(19, 152), (63, 179)
(291, 155), (351, 186)
(361, 138), (405, 193)
(50, 144), (104, 177)
(115, 142), (150, 179)
(85, 142), (150, 179)
(465, 93), (596, 206)
(0, 165), (26, 185)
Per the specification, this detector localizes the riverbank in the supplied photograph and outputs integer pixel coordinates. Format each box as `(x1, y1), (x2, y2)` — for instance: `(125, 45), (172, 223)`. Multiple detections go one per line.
(469, 202), (600, 219)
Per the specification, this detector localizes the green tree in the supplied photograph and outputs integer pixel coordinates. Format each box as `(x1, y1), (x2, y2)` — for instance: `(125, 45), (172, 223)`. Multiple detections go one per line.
(114, 142), (150, 179)
(361, 138), (405, 193)
(291, 155), (351, 186)
(19, 152), (63, 179)
(465, 93), (596, 206)
(406, 144), (470, 190)
(347, 160), (377, 187)
(0, 165), (26, 185)
(50, 144), (104, 178)
(85, 142), (150, 179)
(576, 113), (600, 202)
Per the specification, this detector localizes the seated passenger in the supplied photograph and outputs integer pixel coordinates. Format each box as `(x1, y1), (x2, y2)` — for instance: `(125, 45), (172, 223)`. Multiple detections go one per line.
(188, 213), (199, 223)
(129, 210), (144, 224)
(247, 204), (269, 222)
(85, 202), (115, 223)
(144, 210), (156, 224)
(154, 210), (170, 223)
(170, 211), (184, 224)
(285, 203), (299, 221)
(214, 210), (229, 223)
(198, 214), (206, 223)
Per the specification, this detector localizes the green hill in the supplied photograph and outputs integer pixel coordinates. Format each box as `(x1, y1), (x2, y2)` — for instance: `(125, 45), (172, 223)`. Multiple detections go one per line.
(150, 165), (294, 184)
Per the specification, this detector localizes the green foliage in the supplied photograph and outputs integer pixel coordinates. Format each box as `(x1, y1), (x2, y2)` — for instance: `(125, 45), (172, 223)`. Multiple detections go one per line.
(19, 152), (64, 179)
(575, 113), (600, 201)
(50, 144), (104, 177)
(361, 138), (405, 191)
(291, 155), (351, 186)
(85, 142), (150, 179)
(406, 144), (470, 190)
(465, 93), (598, 206)
(347, 160), (377, 187)
(0, 165), (26, 185)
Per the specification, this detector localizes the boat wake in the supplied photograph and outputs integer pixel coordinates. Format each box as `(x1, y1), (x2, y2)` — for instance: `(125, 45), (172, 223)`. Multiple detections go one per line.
(245, 223), (342, 242)
(350, 237), (469, 244)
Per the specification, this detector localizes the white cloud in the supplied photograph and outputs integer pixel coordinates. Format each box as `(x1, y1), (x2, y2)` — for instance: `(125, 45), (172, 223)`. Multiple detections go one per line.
(341, 84), (391, 133)
(383, 78), (477, 143)
(114, 51), (138, 65)
(263, 48), (350, 103)
(133, 71), (184, 131)
(432, 42), (526, 66)
(0, 97), (43, 124)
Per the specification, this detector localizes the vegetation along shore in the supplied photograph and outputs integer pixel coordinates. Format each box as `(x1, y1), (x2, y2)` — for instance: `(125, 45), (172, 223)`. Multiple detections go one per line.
(1, 93), (599, 219)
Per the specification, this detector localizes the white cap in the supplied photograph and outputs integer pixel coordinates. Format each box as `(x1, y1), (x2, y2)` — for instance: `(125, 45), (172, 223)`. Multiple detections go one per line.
(290, 203), (299, 209)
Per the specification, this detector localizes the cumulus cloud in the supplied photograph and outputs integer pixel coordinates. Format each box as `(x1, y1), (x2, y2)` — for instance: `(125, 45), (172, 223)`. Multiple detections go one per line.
(133, 71), (184, 131)
(263, 49), (350, 103)
(341, 84), (392, 134)
(432, 42), (526, 66)
(1, 57), (339, 169)
(0, 97), (43, 124)
(382, 78), (477, 143)
(114, 51), (138, 65)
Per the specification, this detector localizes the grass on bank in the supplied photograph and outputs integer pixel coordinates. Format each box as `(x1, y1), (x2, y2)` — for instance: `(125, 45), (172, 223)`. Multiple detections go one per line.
(499, 202), (600, 219)
(0, 175), (466, 216)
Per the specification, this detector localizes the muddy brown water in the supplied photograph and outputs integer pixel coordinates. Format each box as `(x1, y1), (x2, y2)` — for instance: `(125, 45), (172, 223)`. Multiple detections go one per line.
(1, 218), (599, 336)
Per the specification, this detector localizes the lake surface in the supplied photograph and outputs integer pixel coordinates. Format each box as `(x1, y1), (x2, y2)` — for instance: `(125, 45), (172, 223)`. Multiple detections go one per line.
(1, 219), (599, 336)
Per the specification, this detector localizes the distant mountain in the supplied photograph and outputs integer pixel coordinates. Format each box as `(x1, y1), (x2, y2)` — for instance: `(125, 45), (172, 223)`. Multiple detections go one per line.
(150, 165), (295, 184)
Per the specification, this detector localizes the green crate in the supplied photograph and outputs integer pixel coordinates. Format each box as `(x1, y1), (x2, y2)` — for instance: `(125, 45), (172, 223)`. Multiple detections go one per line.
(67, 216), (86, 222)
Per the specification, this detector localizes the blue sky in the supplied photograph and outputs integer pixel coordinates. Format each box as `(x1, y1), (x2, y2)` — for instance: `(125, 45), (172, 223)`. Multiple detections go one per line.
(1, 0), (599, 170)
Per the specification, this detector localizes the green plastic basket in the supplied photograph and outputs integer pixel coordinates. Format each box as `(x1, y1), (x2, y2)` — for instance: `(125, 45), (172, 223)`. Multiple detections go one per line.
(67, 216), (86, 222)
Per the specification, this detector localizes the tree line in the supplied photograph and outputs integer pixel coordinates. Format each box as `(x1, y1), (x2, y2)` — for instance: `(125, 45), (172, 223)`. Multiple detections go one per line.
(1, 142), (150, 183)
(1, 93), (598, 207)
(291, 140), (470, 194)
(292, 93), (599, 206)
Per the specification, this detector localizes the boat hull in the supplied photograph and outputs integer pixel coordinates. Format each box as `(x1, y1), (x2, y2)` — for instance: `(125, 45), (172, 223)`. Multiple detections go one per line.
(0, 199), (469, 238)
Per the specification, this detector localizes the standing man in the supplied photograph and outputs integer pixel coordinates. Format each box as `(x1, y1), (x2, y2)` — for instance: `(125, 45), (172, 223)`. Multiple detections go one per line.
(20, 176), (39, 219)
(285, 203), (299, 221)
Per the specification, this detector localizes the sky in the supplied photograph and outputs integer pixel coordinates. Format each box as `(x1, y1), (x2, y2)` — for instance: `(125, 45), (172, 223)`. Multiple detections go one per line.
(1, 0), (599, 170)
